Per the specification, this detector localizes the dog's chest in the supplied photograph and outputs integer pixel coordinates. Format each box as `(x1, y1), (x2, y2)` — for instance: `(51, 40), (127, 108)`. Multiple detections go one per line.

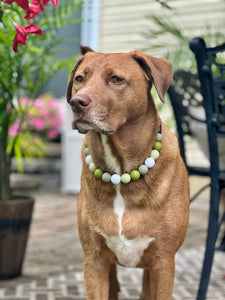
(102, 189), (155, 267)
(100, 135), (155, 267)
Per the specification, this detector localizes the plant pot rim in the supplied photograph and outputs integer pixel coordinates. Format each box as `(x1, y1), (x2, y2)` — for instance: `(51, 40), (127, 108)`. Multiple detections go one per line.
(0, 195), (35, 203)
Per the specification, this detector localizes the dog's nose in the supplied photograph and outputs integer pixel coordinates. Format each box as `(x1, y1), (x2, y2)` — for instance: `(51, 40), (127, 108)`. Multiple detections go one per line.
(70, 94), (92, 110)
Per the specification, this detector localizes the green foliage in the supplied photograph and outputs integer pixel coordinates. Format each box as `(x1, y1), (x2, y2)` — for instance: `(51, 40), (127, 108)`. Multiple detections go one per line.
(0, 0), (82, 200)
(0, 0), (82, 101)
(144, 1), (225, 130)
(0, 0), (81, 134)
(144, 3), (225, 71)
(7, 133), (46, 173)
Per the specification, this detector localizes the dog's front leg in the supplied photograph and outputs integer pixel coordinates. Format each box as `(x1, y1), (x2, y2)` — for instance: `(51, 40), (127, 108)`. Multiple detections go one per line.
(109, 264), (120, 300)
(140, 269), (150, 300)
(140, 257), (175, 300)
(149, 257), (175, 300)
(84, 256), (111, 300)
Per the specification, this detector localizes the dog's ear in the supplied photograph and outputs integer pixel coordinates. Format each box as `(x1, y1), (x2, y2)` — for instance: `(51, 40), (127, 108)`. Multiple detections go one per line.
(80, 46), (94, 55)
(132, 51), (173, 102)
(66, 57), (84, 103)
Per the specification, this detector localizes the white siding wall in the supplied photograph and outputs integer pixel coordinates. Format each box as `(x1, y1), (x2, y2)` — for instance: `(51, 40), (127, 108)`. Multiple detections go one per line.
(62, 0), (224, 193)
(62, 0), (100, 194)
(99, 0), (225, 54)
(61, 103), (83, 194)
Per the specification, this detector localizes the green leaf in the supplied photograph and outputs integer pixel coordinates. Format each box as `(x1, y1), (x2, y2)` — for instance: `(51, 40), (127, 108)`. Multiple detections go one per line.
(29, 46), (42, 54)
(13, 140), (23, 173)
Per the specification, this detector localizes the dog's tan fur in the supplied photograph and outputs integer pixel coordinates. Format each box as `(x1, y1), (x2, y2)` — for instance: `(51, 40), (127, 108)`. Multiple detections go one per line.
(67, 47), (190, 300)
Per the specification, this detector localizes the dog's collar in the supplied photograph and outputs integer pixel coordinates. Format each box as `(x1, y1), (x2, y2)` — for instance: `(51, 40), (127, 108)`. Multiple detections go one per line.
(84, 123), (162, 185)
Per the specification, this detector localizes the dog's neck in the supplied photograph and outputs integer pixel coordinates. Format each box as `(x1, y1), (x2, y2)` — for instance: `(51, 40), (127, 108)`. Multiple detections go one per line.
(86, 108), (159, 175)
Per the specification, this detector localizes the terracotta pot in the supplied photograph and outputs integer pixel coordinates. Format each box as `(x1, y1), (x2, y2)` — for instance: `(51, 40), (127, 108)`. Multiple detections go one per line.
(0, 196), (34, 279)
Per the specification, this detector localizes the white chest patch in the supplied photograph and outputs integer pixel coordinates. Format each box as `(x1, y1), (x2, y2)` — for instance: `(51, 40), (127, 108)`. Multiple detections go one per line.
(104, 234), (155, 268)
(100, 135), (155, 267)
(103, 187), (155, 268)
(101, 135), (120, 174)
(103, 185), (155, 267)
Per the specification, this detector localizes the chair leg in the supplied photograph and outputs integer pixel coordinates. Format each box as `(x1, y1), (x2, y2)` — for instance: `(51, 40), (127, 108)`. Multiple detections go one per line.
(196, 184), (220, 300)
(217, 191), (225, 251)
(217, 230), (225, 251)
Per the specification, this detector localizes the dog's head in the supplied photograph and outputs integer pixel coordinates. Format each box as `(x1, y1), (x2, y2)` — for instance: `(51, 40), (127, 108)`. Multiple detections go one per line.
(66, 47), (173, 134)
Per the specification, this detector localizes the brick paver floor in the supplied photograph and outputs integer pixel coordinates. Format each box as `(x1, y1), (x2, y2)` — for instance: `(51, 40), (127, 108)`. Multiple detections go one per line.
(0, 247), (224, 299)
(0, 176), (224, 299)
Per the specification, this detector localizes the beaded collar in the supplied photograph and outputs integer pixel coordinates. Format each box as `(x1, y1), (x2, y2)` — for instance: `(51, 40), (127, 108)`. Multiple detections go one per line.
(84, 124), (162, 185)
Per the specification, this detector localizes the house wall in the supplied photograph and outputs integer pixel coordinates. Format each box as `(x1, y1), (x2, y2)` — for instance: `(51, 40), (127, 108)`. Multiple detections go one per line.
(61, 0), (225, 193)
(99, 0), (225, 55)
(62, 0), (100, 194)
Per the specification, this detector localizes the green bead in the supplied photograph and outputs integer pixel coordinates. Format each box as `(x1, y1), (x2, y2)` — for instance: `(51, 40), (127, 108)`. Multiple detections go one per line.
(102, 172), (111, 183)
(121, 173), (131, 184)
(154, 141), (162, 151)
(138, 164), (148, 175)
(89, 162), (96, 173)
(94, 168), (103, 179)
(151, 149), (160, 160)
(130, 170), (141, 181)
(156, 133), (163, 142)
(84, 141), (88, 148)
(84, 148), (89, 156)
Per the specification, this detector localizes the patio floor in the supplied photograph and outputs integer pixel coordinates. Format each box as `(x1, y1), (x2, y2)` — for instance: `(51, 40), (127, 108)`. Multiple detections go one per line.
(0, 176), (224, 299)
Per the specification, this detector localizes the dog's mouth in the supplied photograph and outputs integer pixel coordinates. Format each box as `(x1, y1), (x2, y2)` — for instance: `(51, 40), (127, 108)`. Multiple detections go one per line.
(72, 117), (116, 135)
(72, 119), (98, 134)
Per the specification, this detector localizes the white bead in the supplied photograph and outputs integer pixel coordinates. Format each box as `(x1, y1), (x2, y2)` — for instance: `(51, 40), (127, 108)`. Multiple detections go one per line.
(111, 174), (121, 184)
(145, 157), (155, 168)
(85, 155), (92, 165)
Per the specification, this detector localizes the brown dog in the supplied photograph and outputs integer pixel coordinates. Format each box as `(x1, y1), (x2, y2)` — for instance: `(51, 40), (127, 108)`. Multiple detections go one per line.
(66, 47), (189, 300)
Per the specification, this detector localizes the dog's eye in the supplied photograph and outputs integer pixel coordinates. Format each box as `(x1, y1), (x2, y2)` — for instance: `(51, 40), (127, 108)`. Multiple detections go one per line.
(75, 75), (84, 83)
(111, 76), (123, 84)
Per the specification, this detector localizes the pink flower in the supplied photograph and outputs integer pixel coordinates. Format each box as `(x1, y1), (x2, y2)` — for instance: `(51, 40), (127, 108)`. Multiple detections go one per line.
(47, 129), (59, 139)
(19, 97), (32, 105)
(43, 0), (58, 8)
(46, 99), (55, 107)
(10, 95), (63, 140)
(50, 118), (63, 127)
(42, 110), (51, 118)
(33, 98), (43, 109)
(3, 0), (29, 11)
(24, 0), (44, 20)
(13, 23), (43, 53)
(8, 118), (21, 136)
(29, 117), (45, 131)
(7, 103), (12, 110)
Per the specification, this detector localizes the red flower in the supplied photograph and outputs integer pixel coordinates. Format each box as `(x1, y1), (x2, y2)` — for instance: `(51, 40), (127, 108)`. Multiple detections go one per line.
(43, 0), (58, 8)
(3, 0), (29, 11)
(24, 0), (44, 20)
(13, 23), (43, 53)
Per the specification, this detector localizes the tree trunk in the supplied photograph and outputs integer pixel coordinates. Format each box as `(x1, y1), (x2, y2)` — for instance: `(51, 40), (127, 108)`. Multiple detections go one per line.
(0, 136), (10, 202)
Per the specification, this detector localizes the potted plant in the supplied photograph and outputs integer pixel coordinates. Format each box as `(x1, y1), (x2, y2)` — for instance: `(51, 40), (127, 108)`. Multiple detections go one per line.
(0, 0), (81, 279)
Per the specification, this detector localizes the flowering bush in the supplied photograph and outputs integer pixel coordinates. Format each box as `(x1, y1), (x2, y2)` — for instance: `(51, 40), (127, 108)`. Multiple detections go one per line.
(8, 94), (63, 140)
(6, 94), (64, 172)
(2, 0), (58, 52)
(0, 0), (81, 201)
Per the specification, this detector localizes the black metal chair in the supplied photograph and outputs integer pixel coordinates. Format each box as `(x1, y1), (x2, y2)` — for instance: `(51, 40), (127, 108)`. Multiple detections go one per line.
(168, 37), (225, 300)
(168, 70), (211, 202)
